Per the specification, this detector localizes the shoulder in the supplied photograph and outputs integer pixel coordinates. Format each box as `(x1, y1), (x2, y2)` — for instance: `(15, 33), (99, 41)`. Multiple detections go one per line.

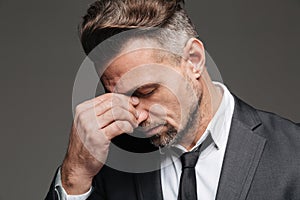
(231, 94), (300, 147)
(232, 94), (300, 160)
(251, 108), (300, 177)
(256, 109), (300, 146)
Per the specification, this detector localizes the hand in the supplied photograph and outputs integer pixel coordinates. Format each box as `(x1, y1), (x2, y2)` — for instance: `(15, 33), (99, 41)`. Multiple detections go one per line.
(61, 93), (145, 194)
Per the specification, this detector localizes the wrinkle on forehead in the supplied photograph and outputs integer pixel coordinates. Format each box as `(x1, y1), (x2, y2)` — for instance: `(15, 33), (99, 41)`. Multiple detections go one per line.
(114, 64), (187, 96)
(101, 39), (182, 93)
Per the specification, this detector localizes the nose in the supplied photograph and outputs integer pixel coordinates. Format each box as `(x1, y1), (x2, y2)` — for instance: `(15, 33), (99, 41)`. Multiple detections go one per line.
(135, 102), (167, 125)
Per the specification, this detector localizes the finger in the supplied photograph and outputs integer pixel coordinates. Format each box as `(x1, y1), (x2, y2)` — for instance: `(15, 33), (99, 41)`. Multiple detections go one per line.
(74, 96), (107, 118)
(94, 93), (139, 106)
(97, 106), (138, 129)
(93, 97), (138, 118)
(130, 96), (139, 106)
(74, 93), (139, 132)
(102, 120), (134, 140)
(74, 93), (130, 116)
(137, 110), (149, 124)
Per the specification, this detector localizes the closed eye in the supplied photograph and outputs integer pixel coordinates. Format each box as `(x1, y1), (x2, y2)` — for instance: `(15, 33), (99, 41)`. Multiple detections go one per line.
(131, 83), (159, 98)
(134, 88), (156, 97)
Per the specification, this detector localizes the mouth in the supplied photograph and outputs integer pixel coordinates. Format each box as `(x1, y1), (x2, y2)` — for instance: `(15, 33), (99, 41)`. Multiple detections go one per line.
(135, 124), (165, 138)
(144, 125), (165, 137)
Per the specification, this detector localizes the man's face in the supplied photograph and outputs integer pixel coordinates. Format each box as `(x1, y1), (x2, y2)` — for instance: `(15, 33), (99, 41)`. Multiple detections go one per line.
(101, 40), (202, 147)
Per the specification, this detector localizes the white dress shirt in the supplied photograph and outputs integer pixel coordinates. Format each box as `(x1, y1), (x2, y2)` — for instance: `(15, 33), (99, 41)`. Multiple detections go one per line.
(160, 82), (235, 200)
(55, 82), (235, 200)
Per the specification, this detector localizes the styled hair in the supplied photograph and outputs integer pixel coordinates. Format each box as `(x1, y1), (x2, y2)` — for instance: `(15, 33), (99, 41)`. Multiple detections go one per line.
(79, 0), (198, 56)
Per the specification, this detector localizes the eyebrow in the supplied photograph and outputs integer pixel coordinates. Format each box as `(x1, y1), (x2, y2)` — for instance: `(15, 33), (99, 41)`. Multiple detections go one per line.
(122, 83), (160, 96)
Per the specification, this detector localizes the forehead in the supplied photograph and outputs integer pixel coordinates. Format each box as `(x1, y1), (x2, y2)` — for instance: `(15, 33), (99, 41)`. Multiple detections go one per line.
(102, 40), (182, 93)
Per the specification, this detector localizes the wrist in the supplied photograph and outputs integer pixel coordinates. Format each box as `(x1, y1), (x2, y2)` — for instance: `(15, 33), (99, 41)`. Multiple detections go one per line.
(61, 161), (93, 195)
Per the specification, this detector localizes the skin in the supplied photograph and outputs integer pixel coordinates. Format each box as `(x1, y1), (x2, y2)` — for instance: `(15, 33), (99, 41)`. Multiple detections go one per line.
(61, 37), (223, 194)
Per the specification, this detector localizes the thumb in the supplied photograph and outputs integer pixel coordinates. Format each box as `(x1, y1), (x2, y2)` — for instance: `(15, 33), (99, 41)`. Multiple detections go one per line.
(137, 110), (148, 124)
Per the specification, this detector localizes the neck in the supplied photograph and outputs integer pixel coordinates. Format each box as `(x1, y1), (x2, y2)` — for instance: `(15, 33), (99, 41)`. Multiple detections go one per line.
(180, 70), (223, 151)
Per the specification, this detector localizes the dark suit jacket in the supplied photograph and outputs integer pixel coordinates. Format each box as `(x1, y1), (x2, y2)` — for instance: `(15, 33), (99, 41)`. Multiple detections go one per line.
(45, 96), (300, 200)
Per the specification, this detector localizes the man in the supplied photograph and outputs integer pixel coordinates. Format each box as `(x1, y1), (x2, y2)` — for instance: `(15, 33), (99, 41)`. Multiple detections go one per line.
(45, 0), (300, 199)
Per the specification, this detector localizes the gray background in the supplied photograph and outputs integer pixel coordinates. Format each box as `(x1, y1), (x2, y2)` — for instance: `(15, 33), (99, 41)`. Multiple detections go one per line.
(0, 0), (299, 199)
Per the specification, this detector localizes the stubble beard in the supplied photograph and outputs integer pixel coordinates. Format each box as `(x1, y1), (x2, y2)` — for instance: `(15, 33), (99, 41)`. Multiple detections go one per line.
(149, 97), (201, 148)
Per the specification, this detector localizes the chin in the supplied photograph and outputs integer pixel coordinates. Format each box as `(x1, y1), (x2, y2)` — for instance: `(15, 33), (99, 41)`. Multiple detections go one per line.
(149, 129), (179, 148)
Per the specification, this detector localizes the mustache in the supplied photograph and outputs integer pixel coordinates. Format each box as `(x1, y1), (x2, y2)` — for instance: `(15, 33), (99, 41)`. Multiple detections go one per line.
(135, 122), (165, 133)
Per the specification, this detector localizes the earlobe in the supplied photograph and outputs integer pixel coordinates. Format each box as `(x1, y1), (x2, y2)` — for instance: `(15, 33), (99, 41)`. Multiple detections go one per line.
(194, 69), (202, 79)
(192, 63), (202, 79)
(187, 60), (203, 80)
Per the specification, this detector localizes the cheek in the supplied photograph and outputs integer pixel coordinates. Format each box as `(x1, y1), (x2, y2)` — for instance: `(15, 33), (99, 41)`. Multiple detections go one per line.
(158, 95), (182, 127)
(157, 91), (180, 111)
(140, 87), (188, 127)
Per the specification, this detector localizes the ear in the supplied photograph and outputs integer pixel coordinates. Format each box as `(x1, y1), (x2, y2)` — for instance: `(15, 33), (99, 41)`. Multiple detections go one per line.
(182, 38), (206, 79)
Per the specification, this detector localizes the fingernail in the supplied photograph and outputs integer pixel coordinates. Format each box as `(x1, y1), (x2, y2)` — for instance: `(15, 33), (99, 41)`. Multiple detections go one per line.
(136, 110), (140, 118)
(131, 97), (139, 104)
(134, 122), (139, 128)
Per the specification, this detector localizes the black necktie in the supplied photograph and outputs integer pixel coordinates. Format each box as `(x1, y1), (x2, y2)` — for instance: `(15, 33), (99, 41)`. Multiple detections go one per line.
(177, 149), (200, 200)
(177, 134), (213, 200)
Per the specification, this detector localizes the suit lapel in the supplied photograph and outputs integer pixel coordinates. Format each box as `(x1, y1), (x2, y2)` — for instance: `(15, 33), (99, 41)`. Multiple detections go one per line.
(134, 169), (163, 200)
(216, 96), (266, 200)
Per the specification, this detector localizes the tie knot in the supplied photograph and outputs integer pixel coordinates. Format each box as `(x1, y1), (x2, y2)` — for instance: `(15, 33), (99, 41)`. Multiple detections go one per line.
(180, 150), (200, 168)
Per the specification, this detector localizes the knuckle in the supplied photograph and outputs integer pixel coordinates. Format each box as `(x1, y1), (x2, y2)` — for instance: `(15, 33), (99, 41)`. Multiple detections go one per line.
(77, 113), (94, 132)
(77, 111), (86, 123)
(106, 99), (114, 110)
(75, 104), (83, 115)
(94, 94), (106, 102)
(111, 95), (123, 106)
(83, 122), (94, 134)
(101, 129), (113, 140)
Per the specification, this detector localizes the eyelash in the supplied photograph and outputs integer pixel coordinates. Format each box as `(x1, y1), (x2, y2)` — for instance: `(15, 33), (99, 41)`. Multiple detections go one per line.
(134, 89), (156, 98)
